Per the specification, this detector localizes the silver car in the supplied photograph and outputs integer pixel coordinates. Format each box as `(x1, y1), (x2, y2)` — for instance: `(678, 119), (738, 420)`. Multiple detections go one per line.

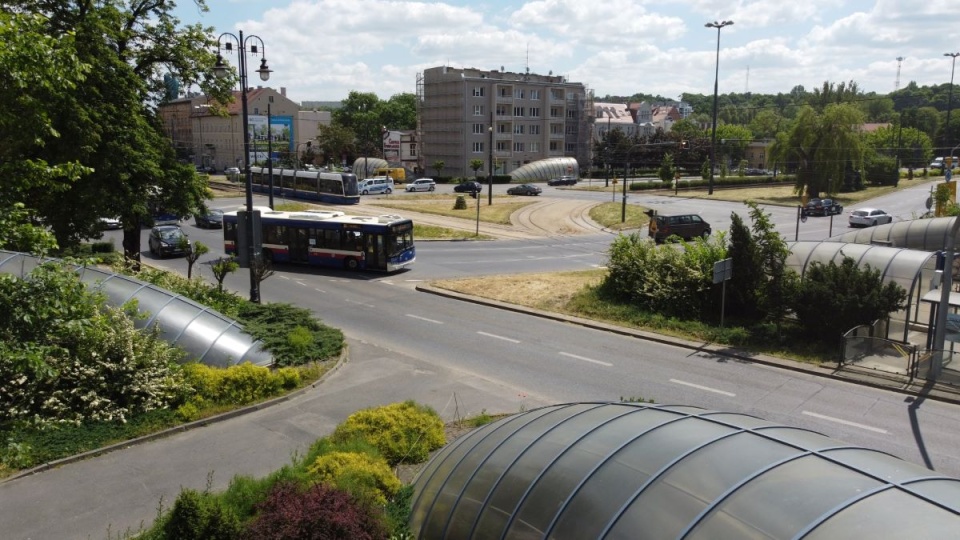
(848, 208), (892, 228)
(405, 178), (436, 192)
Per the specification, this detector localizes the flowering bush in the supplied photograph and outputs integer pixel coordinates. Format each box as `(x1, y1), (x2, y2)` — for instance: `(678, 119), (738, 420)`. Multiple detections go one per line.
(0, 264), (189, 428)
(180, 362), (300, 406)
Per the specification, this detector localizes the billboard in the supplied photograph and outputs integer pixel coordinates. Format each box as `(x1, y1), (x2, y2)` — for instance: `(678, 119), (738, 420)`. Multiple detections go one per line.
(383, 130), (402, 164)
(247, 115), (293, 164)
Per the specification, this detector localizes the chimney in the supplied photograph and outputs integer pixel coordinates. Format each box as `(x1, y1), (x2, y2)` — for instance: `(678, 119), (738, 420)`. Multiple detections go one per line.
(280, 87), (286, 97)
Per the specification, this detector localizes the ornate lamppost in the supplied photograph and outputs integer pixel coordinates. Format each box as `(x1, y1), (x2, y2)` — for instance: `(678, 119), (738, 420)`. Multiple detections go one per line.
(214, 30), (272, 303)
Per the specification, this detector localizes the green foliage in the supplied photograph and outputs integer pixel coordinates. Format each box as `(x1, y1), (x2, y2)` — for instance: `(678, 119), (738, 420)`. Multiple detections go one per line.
(701, 159), (711, 180)
(657, 153), (675, 185)
(469, 158), (485, 178)
(726, 212), (763, 320)
(453, 195), (468, 210)
(794, 258), (907, 345)
(307, 450), (402, 505)
(0, 203), (58, 255)
(185, 241), (209, 279)
(601, 232), (728, 320)
(133, 265), (244, 318)
(432, 160), (445, 177)
(0, 263), (188, 428)
(210, 256), (240, 293)
(237, 302), (344, 366)
(384, 484), (415, 538)
(863, 154), (899, 186)
(746, 202), (800, 334)
(162, 489), (243, 540)
(332, 401), (446, 466)
(181, 363), (300, 406)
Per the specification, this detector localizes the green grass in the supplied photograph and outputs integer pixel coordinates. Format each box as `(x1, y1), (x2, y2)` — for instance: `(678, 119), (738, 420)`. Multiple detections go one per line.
(414, 223), (493, 240)
(588, 202), (651, 231)
(372, 198), (532, 225)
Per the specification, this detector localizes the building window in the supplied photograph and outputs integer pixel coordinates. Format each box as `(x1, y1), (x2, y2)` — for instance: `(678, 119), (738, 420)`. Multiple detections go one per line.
(550, 107), (562, 118)
(567, 109), (577, 118)
(529, 107), (540, 118)
(529, 125), (540, 135)
(496, 140), (509, 152)
(472, 142), (484, 153)
(566, 143), (577, 152)
(474, 105), (484, 116)
(514, 124), (524, 134)
(473, 123), (485, 134)
(473, 86), (485, 97)
(496, 104), (509, 117)
(498, 86), (511, 97)
(514, 88), (525, 99)
(409, 143), (417, 156)
(530, 89), (540, 100)
(550, 123), (563, 134)
(549, 141), (561, 151)
(497, 123), (510, 134)
(566, 125), (576, 135)
(529, 142), (540, 152)
(513, 106), (525, 117)
(513, 142), (525, 152)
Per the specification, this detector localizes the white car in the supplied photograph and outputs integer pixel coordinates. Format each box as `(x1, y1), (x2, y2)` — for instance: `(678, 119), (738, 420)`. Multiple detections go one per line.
(849, 208), (893, 228)
(405, 178), (436, 192)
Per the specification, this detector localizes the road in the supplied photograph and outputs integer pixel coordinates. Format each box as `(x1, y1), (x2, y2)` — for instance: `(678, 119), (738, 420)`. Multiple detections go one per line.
(2, 180), (957, 539)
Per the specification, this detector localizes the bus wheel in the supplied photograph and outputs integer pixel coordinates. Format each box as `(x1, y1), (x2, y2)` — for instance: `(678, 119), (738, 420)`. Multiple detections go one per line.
(344, 257), (359, 270)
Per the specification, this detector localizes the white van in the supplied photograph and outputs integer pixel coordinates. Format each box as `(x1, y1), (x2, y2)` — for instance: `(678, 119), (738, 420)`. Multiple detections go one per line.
(358, 176), (394, 195)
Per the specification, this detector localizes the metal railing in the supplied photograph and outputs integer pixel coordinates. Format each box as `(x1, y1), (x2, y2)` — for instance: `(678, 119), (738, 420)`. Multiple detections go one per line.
(841, 323), (918, 379)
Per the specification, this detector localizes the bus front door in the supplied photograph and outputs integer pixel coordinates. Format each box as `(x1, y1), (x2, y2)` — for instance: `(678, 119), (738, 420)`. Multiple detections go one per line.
(365, 233), (387, 270)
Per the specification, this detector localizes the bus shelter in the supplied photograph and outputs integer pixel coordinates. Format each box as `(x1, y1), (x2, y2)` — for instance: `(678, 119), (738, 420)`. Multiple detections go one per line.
(828, 217), (958, 251)
(786, 242), (939, 344)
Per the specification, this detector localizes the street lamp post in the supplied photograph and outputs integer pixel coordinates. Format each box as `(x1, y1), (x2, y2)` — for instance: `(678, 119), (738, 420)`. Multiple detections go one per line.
(267, 103), (274, 209)
(706, 20), (733, 196)
(488, 112), (494, 206)
(214, 30), (272, 303)
(945, 52), (960, 154)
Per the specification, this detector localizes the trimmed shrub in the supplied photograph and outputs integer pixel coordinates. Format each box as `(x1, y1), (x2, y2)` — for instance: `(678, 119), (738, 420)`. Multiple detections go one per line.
(237, 302), (344, 366)
(331, 401), (445, 466)
(181, 362), (300, 406)
(242, 481), (389, 540)
(163, 489), (243, 540)
(454, 196), (468, 210)
(308, 451), (401, 505)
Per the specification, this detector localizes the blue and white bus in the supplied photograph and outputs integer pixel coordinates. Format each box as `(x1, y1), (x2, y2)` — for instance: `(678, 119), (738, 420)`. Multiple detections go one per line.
(223, 208), (415, 272)
(249, 167), (360, 205)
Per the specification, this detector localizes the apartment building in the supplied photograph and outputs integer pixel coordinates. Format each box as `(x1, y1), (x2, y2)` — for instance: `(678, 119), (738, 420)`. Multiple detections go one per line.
(418, 66), (592, 178)
(158, 87), (300, 172)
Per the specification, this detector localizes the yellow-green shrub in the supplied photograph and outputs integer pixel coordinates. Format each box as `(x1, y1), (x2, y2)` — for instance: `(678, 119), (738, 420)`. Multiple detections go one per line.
(181, 362), (301, 406)
(331, 401), (446, 465)
(307, 451), (401, 505)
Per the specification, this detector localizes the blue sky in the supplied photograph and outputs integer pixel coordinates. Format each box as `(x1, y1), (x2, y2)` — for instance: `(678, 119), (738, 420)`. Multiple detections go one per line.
(176, 0), (960, 104)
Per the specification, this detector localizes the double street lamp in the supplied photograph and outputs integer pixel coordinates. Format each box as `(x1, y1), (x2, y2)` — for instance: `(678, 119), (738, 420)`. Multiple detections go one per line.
(214, 30), (272, 303)
(706, 20), (733, 196)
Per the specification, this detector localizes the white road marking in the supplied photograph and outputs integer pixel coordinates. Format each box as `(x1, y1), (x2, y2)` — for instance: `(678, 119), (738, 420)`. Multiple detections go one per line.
(279, 275), (291, 280)
(802, 411), (888, 434)
(669, 379), (736, 397)
(477, 331), (521, 343)
(405, 279), (427, 283)
(406, 314), (443, 324)
(559, 352), (612, 367)
(314, 288), (326, 293)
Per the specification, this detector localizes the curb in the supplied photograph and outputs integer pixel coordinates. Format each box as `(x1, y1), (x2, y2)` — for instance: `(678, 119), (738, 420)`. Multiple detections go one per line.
(2, 347), (350, 484)
(415, 284), (960, 406)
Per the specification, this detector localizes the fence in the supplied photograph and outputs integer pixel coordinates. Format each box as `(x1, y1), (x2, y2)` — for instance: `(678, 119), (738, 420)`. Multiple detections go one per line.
(841, 322), (919, 378)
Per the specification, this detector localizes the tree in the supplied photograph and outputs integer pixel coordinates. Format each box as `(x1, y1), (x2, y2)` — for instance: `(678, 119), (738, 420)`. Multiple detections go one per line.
(334, 91), (382, 157)
(4, 0), (230, 267)
(211, 256), (239, 292)
(185, 241), (209, 280)
(469, 159), (485, 179)
(432, 160), (445, 177)
(316, 124), (356, 167)
(657, 153), (675, 187)
(747, 201), (799, 336)
(769, 103), (865, 197)
(726, 211), (762, 320)
(378, 92), (417, 130)
(748, 109), (785, 139)
(793, 258), (907, 345)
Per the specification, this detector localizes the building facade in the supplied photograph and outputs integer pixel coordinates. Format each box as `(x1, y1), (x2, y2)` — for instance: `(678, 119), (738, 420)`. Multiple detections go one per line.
(418, 66), (592, 178)
(158, 87), (300, 172)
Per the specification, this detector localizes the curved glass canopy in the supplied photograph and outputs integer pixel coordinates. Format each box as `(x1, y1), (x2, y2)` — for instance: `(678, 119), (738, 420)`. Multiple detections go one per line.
(509, 157), (580, 181)
(0, 251), (271, 367)
(828, 217), (958, 252)
(410, 402), (960, 539)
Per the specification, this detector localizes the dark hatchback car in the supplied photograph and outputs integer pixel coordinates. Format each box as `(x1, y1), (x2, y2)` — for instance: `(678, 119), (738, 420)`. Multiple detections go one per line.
(804, 198), (843, 216)
(194, 208), (224, 229)
(547, 176), (578, 186)
(454, 181), (484, 194)
(649, 213), (711, 243)
(148, 225), (191, 258)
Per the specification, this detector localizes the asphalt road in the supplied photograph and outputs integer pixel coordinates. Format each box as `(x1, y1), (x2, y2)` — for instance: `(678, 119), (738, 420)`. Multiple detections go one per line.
(3, 181), (958, 539)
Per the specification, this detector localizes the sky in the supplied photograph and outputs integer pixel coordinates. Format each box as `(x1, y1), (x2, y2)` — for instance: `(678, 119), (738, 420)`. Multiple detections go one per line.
(174, 0), (960, 105)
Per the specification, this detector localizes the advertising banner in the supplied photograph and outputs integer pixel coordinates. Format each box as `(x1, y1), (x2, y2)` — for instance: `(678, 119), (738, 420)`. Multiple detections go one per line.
(247, 115), (293, 164)
(383, 130), (402, 164)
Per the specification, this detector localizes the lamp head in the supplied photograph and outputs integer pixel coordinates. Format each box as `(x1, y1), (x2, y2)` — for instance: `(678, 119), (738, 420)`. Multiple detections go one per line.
(213, 54), (229, 79)
(257, 58), (271, 81)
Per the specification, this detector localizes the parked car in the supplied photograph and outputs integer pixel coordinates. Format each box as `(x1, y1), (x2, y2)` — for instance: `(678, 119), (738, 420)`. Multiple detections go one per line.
(547, 176), (578, 186)
(804, 198), (843, 216)
(849, 208), (893, 228)
(507, 184), (542, 196)
(930, 157), (945, 170)
(148, 225), (191, 258)
(454, 181), (483, 194)
(649, 213), (711, 243)
(358, 176), (394, 195)
(224, 166), (241, 175)
(194, 208), (224, 229)
(405, 178), (437, 192)
(98, 216), (122, 230)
